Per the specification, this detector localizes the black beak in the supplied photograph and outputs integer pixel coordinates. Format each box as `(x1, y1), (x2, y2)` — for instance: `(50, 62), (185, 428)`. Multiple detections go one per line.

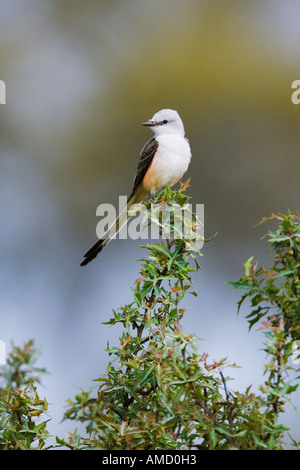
(142, 120), (157, 127)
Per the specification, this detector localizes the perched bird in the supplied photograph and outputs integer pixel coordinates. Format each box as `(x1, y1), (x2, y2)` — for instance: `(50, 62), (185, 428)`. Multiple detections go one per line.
(80, 109), (191, 266)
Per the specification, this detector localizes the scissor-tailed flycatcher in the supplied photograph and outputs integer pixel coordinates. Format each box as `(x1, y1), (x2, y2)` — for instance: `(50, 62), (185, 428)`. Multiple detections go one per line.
(80, 109), (192, 266)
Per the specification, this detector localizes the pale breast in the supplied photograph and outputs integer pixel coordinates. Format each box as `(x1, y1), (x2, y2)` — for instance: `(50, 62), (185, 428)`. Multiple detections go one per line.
(142, 134), (191, 193)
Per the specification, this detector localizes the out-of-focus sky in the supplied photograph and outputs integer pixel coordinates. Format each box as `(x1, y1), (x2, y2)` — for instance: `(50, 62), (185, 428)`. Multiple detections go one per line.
(0, 0), (299, 445)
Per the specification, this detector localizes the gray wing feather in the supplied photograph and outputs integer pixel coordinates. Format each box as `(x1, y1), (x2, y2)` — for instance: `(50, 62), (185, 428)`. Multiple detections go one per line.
(130, 137), (159, 197)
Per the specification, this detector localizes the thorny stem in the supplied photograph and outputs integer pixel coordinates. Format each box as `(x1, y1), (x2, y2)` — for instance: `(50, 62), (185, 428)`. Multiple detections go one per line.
(189, 382), (238, 448)
(137, 267), (168, 339)
(220, 370), (236, 438)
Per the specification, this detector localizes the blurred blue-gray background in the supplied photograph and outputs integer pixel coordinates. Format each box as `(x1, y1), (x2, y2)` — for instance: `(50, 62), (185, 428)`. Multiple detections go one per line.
(1, 0), (299, 444)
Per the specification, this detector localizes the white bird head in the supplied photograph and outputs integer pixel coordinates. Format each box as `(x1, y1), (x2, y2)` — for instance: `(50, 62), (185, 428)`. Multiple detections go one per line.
(142, 109), (185, 136)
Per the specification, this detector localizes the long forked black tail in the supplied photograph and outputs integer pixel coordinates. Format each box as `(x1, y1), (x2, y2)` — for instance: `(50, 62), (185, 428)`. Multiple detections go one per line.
(80, 187), (146, 266)
(80, 238), (106, 266)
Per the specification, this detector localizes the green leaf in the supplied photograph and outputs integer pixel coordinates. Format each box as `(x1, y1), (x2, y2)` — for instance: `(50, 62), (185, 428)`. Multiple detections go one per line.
(151, 244), (172, 259)
(138, 365), (155, 388)
(244, 256), (254, 276)
(227, 280), (250, 290)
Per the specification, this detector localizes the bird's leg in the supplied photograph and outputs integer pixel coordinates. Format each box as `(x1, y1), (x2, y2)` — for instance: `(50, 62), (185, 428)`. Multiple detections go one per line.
(149, 189), (156, 201)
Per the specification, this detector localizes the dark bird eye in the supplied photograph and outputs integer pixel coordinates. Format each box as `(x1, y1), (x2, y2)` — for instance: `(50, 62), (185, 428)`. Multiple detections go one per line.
(163, 119), (168, 124)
